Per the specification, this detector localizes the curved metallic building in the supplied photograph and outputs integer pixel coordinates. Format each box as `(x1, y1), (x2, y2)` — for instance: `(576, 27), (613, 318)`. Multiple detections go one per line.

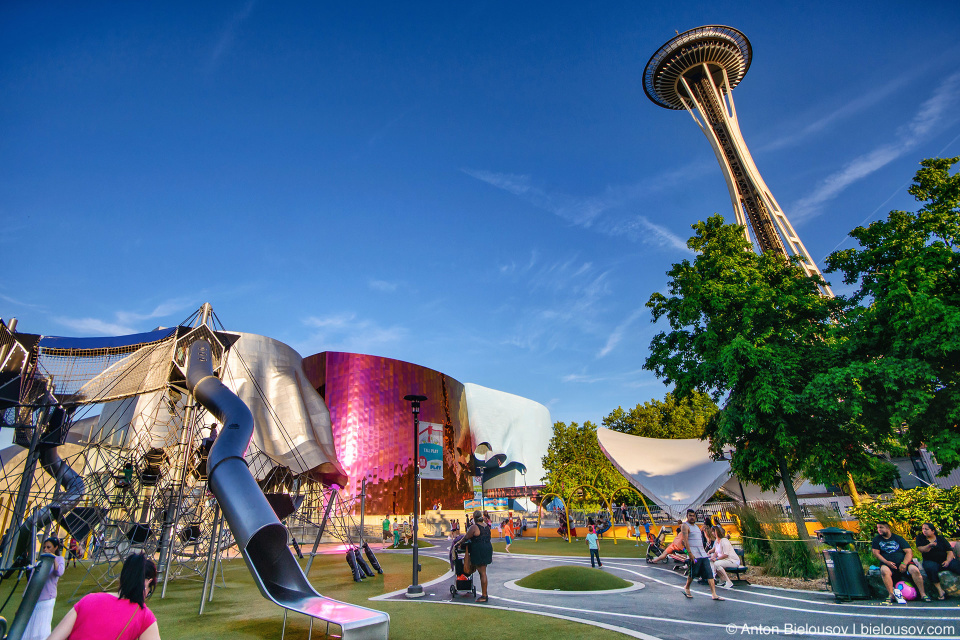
(303, 352), (477, 515)
(303, 352), (553, 514)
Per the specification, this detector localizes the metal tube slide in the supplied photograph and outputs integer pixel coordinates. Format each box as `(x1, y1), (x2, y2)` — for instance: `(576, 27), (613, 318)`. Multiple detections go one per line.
(6, 553), (55, 640)
(186, 340), (388, 640)
(7, 439), (85, 569)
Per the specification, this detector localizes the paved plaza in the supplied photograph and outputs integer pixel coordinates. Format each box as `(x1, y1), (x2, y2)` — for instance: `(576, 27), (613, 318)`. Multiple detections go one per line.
(376, 540), (960, 639)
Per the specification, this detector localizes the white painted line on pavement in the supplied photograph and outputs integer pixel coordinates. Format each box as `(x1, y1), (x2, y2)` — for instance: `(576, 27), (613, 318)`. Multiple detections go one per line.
(489, 594), (960, 639)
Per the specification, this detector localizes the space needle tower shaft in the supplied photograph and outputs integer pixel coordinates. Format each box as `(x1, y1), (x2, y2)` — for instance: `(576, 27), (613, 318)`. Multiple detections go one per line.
(643, 26), (831, 295)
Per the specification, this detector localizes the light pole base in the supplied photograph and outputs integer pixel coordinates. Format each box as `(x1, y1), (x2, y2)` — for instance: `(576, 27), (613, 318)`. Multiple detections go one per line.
(405, 584), (425, 598)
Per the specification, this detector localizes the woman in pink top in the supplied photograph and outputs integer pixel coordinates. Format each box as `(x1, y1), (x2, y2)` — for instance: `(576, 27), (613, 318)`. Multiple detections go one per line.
(48, 553), (161, 640)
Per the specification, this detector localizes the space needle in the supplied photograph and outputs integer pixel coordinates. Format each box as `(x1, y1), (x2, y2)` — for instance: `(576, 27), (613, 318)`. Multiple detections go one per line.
(643, 26), (832, 295)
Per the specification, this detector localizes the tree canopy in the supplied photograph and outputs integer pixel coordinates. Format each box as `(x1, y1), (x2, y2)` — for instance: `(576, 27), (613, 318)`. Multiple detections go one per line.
(643, 214), (871, 492)
(539, 420), (636, 508)
(820, 156), (960, 473)
(602, 391), (717, 439)
(642, 214), (864, 539)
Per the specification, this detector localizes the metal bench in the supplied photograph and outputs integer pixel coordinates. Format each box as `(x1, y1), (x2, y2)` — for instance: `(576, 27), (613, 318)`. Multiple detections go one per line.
(728, 549), (750, 584)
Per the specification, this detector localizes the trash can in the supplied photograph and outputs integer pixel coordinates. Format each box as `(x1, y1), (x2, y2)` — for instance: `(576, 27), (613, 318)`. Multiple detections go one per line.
(816, 526), (855, 547)
(816, 527), (870, 602)
(821, 550), (871, 601)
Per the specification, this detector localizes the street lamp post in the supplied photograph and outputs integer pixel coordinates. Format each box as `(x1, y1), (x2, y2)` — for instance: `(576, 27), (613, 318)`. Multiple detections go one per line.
(403, 394), (428, 598)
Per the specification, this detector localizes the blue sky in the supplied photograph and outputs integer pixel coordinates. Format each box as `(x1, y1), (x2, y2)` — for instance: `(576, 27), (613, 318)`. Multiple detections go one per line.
(2, 1), (959, 426)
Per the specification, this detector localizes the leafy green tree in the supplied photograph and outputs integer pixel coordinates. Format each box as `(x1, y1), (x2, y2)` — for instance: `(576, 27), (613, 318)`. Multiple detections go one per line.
(821, 157), (960, 473)
(540, 420), (631, 510)
(848, 456), (901, 495)
(602, 391), (717, 439)
(644, 214), (870, 540)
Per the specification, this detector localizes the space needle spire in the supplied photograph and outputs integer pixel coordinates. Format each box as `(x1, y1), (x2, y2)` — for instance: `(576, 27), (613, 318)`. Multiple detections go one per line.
(643, 25), (832, 295)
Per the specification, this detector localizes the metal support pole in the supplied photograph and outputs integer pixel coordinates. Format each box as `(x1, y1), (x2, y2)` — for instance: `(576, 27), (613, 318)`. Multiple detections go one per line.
(304, 489), (337, 575)
(1, 407), (46, 571)
(359, 478), (366, 547)
(198, 502), (221, 614)
(211, 517), (227, 597)
(403, 394), (426, 598)
(160, 397), (199, 598)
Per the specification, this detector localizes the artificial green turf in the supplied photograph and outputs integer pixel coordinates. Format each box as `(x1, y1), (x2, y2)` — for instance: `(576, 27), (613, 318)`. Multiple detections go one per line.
(0, 550), (632, 639)
(515, 565), (632, 591)
(493, 535), (649, 558)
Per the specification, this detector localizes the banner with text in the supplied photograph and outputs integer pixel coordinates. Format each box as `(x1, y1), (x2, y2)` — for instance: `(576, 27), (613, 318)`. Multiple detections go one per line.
(418, 421), (444, 480)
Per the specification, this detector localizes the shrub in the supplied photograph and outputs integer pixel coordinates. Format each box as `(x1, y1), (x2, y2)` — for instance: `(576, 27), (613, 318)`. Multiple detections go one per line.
(731, 502), (822, 579)
(729, 503), (771, 557)
(767, 539), (822, 579)
(809, 504), (842, 530)
(849, 486), (960, 540)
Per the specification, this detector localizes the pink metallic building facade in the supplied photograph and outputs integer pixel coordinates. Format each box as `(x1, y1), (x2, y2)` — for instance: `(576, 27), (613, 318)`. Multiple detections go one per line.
(301, 351), (477, 514)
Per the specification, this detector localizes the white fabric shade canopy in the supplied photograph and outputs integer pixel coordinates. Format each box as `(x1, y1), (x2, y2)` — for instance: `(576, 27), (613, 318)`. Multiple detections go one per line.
(596, 427), (731, 519)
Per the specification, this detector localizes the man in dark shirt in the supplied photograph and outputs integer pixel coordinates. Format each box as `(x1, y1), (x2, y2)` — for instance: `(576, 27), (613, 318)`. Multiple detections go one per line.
(871, 521), (929, 604)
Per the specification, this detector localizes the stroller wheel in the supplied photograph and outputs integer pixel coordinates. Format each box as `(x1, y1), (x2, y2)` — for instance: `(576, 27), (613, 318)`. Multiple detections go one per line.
(450, 585), (457, 596)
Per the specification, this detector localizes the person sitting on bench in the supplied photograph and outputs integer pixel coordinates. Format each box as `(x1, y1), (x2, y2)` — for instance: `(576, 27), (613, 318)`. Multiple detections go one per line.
(708, 526), (739, 589)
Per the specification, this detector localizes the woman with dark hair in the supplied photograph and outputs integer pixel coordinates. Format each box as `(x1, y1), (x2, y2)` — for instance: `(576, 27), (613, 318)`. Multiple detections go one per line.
(48, 553), (160, 640)
(916, 522), (960, 600)
(24, 537), (66, 640)
(461, 509), (493, 603)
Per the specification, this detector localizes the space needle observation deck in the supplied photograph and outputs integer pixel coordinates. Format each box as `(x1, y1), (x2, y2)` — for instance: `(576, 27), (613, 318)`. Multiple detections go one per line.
(643, 25), (831, 295)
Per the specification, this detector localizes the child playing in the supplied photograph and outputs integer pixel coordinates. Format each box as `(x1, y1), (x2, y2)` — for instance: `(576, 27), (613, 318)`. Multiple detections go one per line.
(502, 513), (514, 553)
(586, 525), (602, 568)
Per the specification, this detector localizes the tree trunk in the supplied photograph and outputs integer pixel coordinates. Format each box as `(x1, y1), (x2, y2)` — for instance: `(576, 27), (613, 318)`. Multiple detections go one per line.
(778, 457), (812, 542)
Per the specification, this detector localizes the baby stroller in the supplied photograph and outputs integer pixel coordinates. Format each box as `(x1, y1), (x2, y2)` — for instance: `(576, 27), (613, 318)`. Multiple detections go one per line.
(448, 534), (477, 598)
(645, 527), (668, 562)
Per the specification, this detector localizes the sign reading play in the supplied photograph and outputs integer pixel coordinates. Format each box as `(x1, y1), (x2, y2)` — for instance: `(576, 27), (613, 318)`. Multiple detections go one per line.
(417, 421), (444, 480)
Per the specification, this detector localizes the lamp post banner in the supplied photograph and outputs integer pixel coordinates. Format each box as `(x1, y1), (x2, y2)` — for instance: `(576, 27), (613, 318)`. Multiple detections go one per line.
(418, 421), (444, 480)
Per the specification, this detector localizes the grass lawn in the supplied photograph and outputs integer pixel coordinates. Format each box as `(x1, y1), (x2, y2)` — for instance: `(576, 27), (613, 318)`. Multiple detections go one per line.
(385, 539), (434, 549)
(516, 566), (632, 591)
(493, 535), (649, 558)
(1, 550), (632, 639)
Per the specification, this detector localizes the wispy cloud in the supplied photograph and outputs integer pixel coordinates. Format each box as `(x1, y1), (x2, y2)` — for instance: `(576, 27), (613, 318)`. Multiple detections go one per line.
(791, 71), (960, 223)
(499, 258), (612, 353)
(54, 298), (198, 336)
(368, 279), (399, 293)
(207, 0), (256, 70)
(561, 372), (608, 384)
(54, 317), (138, 336)
(597, 307), (647, 358)
(115, 298), (197, 326)
(498, 249), (539, 276)
(760, 75), (913, 153)
(462, 169), (609, 227)
(301, 313), (406, 354)
(368, 106), (417, 147)
(462, 166), (702, 253)
(561, 367), (651, 385)
(606, 216), (693, 254)
(0, 293), (44, 310)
